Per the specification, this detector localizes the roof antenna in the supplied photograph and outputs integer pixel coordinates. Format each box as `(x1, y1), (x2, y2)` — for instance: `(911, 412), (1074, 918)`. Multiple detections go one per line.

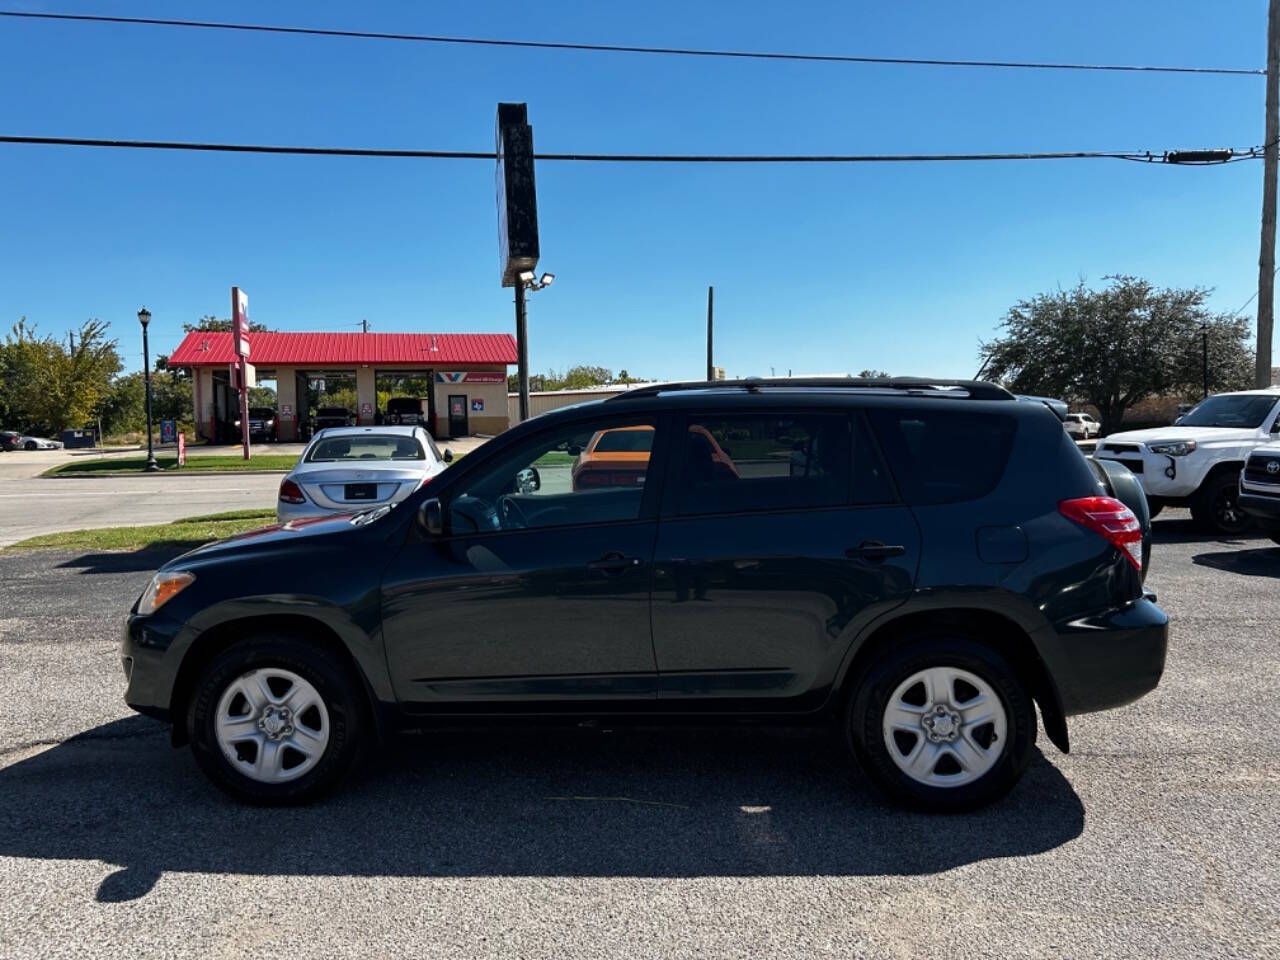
(430, 335), (439, 352)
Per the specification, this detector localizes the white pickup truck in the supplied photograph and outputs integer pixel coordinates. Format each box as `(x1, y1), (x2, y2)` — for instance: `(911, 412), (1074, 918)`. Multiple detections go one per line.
(1094, 389), (1280, 534)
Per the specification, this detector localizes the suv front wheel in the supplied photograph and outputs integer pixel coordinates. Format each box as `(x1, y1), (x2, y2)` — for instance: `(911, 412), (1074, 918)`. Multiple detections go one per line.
(848, 636), (1036, 812)
(187, 633), (366, 803)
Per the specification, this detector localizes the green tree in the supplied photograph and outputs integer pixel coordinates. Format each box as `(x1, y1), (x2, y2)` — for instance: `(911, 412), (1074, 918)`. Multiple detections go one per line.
(856, 369), (892, 379)
(0, 318), (121, 432)
(96, 370), (194, 435)
(182, 314), (272, 333)
(979, 276), (1253, 435)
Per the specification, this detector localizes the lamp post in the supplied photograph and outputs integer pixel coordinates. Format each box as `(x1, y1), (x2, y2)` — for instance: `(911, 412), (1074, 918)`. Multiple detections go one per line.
(138, 307), (160, 472)
(514, 271), (554, 423)
(1200, 322), (1210, 400)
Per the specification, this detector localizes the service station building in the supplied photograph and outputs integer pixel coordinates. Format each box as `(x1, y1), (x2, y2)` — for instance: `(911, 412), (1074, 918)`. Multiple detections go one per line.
(168, 331), (517, 442)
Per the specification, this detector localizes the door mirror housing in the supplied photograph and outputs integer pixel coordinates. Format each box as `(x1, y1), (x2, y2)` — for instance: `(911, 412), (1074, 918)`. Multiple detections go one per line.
(515, 466), (541, 493)
(418, 497), (444, 537)
(443, 448), (454, 463)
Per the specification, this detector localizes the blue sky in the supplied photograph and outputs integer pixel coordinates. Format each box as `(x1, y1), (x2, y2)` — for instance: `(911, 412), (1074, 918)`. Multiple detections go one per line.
(0, 0), (1270, 381)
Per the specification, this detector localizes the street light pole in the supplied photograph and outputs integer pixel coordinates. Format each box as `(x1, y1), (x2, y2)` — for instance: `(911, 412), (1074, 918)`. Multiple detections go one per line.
(138, 307), (160, 472)
(513, 271), (554, 424)
(1201, 323), (1210, 400)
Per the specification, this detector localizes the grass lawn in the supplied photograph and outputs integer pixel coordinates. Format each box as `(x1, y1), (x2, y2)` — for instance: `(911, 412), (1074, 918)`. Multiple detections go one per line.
(4, 509), (278, 553)
(44, 454), (299, 477)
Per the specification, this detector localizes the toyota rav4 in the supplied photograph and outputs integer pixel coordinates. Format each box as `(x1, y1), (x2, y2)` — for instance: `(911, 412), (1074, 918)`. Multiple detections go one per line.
(121, 377), (1168, 812)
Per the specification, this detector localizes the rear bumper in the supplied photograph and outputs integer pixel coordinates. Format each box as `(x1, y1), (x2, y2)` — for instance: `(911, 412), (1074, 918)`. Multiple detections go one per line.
(1048, 597), (1168, 715)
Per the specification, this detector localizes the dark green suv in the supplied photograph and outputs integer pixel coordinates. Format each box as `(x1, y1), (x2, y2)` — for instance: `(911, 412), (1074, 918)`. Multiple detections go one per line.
(122, 378), (1167, 811)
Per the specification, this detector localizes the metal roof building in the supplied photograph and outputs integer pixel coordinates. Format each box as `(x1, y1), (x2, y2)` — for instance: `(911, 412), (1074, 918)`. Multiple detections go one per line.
(168, 330), (517, 442)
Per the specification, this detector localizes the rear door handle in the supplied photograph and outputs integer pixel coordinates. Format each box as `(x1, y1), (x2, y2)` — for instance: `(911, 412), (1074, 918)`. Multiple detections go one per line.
(587, 553), (643, 574)
(845, 541), (906, 563)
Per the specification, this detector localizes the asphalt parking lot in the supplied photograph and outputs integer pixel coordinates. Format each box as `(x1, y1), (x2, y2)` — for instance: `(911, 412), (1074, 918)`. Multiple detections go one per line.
(0, 511), (1277, 959)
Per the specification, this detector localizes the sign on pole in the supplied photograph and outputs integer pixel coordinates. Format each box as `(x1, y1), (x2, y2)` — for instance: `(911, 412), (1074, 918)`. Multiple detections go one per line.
(231, 286), (252, 460)
(496, 103), (539, 288)
(177, 431), (186, 467)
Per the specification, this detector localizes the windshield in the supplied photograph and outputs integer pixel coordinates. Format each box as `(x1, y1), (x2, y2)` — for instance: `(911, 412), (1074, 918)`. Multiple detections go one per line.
(249, 407), (275, 418)
(307, 435), (426, 462)
(1178, 395), (1278, 429)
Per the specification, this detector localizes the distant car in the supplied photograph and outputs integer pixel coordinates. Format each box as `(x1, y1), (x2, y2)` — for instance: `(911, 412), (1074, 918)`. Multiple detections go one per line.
(12, 434), (61, 451)
(1063, 413), (1100, 439)
(0, 430), (20, 452)
(383, 397), (427, 427)
(309, 406), (354, 437)
(571, 425), (656, 490)
(1095, 389), (1280, 533)
(277, 426), (447, 522)
(233, 406), (278, 442)
(1238, 442), (1280, 544)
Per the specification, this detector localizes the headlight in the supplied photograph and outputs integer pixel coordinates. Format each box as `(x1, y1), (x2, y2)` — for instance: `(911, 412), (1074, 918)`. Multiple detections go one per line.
(1149, 440), (1197, 456)
(136, 571), (195, 615)
(234, 419), (242, 427)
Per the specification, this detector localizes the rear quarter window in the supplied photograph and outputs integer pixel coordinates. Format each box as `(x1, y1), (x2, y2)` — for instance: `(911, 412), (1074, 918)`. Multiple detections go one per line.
(867, 409), (1017, 505)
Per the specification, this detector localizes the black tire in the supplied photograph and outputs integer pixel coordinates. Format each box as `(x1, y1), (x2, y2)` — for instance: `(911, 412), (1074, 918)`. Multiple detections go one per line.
(24, 440), (36, 451)
(847, 635), (1036, 812)
(1146, 498), (1164, 520)
(187, 633), (366, 804)
(1189, 472), (1253, 535)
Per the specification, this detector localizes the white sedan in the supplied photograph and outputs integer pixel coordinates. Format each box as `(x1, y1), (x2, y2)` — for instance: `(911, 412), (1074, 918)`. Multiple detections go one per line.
(276, 425), (449, 522)
(14, 434), (62, 450)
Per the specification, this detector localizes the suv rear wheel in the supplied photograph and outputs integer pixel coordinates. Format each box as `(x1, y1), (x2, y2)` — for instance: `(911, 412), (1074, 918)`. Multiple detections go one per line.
(1190, 472), (1252, 535)
(848, 635), (1036, 811)
(187, 633), (365, 804)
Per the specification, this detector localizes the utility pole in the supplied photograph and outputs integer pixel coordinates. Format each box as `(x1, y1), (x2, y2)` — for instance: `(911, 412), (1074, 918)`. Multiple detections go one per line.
(1257, 0), (1280, 388)
(706, 286), (714, 381)
(361, 318), (368, 333)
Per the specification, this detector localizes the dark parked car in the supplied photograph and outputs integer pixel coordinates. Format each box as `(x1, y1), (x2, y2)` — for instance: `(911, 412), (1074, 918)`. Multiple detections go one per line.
(310, 406), (354, 436)
(233, 406), (278, 442)
(0, 430), (20, 452)
(382, 397), (427, 427)
(121, 377), (1167, 810)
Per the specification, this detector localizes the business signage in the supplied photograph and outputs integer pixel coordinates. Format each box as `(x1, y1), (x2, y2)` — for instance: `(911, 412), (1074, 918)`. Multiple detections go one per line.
(160, 420), (177, 444)
(231, 286), (251, 358)
(471, 399), (485, 412)
(496, 102), (539, 287)
(435, 371), (506, 384)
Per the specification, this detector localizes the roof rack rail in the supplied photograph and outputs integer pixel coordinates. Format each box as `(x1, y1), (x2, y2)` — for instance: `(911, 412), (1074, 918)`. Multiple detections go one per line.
(607, 376), (1012, 402)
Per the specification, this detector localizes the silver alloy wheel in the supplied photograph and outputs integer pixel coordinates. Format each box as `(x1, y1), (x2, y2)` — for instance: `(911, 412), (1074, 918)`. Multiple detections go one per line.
(214, 668), (330, 784)
(881, 666), (1008, 788)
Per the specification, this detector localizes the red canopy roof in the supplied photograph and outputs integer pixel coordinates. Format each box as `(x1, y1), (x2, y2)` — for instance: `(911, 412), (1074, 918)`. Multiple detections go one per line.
(168, 331), (516, 368)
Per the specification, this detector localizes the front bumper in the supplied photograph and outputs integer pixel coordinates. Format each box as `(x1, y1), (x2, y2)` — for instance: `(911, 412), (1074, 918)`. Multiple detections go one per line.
(1239, 486), (1280, 522)
(1047, 597), (1168, 716)
(1094, 450), (1207, 499)
(121, 612), (187, 722)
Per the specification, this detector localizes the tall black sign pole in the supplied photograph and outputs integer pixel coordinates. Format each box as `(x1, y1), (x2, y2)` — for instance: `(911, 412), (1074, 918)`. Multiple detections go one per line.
(706, 286), (714, 381)
(496, 103), (540, 422)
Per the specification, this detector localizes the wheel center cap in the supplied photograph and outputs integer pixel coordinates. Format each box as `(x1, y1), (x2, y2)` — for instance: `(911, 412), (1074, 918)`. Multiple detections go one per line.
(921, 705), (961, 742)
(257, 707), (292, 740)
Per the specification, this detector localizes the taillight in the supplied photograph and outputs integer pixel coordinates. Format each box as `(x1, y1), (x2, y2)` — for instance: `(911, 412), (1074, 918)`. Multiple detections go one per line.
(279, 478), (307, 504)
(1059, 496), (1142, 570)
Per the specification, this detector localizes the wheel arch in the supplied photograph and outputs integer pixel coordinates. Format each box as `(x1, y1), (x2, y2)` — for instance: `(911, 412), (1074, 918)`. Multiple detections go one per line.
(833, 606), (1070, 753)
(168, 613), (383, 747)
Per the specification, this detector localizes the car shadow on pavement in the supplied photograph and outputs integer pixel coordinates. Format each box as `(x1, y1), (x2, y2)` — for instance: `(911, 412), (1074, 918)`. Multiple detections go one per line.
(1150, 518), (1256, 547)
(1192, 546), (1280, 578)
(0, 716), (1084, 902)
(54, 547), (198, 574)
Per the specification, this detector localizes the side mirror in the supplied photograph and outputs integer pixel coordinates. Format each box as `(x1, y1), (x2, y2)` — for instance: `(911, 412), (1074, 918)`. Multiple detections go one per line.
(1271, 418), (1280, 434)
(515, 466), (541, 493)
(443, 448), (454, 463)
(418, 497), (443, 537)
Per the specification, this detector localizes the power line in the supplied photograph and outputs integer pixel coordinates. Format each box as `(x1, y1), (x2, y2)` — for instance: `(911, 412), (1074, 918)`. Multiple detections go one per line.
(0, 134), (1263, 164)
(0, 10), (1264, 77)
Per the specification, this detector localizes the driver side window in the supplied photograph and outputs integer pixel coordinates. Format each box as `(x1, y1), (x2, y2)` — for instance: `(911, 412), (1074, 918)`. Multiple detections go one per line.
(447, 418), (658, 534)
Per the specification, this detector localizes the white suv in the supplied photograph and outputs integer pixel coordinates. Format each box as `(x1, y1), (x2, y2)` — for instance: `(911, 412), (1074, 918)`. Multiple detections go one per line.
(1064, 412), (1100, 439)
(1094, 389), (1280, 534)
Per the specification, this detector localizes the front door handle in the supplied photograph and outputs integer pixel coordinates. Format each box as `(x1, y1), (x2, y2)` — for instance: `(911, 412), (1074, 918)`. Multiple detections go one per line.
(587, 553), (643, 574)
(845, 541), (906, 563)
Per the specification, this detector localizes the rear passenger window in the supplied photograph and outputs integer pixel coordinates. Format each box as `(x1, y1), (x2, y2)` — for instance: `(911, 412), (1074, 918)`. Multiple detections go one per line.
(677, 413), (851, 516)
(867, 409), (1016, 505)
